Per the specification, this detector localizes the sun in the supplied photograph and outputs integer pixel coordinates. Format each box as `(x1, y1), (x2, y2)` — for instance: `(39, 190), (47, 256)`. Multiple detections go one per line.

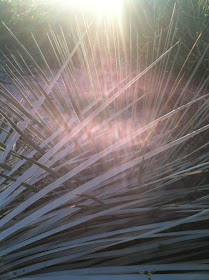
(61, 0), (124, 20)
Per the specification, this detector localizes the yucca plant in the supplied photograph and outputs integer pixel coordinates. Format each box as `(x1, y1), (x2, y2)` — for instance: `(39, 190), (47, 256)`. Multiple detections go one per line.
(0, 1), (209, 279)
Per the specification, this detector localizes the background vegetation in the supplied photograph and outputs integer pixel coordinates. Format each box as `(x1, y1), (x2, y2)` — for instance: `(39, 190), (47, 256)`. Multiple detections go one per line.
(0, 0), (208, 73)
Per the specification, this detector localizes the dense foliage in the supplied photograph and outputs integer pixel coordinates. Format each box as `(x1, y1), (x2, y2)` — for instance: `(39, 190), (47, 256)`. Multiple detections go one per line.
(0, 1), (209, 279)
